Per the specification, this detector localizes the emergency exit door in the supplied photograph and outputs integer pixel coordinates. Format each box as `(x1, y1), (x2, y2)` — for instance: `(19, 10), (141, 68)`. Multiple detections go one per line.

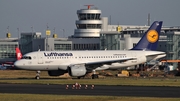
(37, 53), (43, 64)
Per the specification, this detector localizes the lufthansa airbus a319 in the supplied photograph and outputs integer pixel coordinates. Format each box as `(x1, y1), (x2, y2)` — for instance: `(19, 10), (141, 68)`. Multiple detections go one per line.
(14, 21), (166, 79)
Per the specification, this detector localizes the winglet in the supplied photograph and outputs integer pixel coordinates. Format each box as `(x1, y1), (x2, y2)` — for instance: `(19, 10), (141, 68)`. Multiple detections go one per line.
(131, 21), (163, 51)
(15, 47), (22, 60)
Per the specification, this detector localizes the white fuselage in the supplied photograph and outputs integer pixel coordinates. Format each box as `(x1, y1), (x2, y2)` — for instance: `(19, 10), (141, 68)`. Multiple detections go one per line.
(14, 50), (165, 71)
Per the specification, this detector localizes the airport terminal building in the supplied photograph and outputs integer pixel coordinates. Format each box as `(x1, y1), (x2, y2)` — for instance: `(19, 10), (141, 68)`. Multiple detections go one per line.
(1, 5), (180, 69)
(0, 38), (18, 63)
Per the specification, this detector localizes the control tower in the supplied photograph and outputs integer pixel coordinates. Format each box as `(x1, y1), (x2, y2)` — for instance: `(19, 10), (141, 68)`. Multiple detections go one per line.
(73, 5), (102, 38)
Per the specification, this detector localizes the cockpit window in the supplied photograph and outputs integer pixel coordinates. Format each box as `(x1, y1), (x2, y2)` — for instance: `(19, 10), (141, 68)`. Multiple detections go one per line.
(22, 56), (32, 60)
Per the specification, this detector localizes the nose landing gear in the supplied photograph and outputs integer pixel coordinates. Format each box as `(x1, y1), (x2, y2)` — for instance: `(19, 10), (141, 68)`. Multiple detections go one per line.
(35, 71), (41, 79)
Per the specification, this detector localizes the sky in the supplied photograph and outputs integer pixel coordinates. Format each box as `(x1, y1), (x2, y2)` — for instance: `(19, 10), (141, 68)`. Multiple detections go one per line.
(0, 0), (180, 38)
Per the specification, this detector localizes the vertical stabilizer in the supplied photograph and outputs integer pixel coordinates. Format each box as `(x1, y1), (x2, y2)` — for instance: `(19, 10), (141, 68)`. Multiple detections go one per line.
(16, 47), (22, 60)
(131, 21), (163, 51)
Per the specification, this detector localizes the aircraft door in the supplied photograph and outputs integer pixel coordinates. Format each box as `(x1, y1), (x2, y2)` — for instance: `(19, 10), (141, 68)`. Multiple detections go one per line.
(37, 53), (43, 64)
(131, 52), (137, 63)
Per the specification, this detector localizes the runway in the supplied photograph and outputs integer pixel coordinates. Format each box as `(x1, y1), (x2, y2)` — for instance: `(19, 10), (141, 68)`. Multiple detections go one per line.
(0, 83), (180, 97)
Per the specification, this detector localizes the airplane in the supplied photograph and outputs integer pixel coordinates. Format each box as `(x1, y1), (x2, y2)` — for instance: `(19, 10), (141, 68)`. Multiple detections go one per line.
(14, 21), (166, 79)
(0, 47), (22, 69)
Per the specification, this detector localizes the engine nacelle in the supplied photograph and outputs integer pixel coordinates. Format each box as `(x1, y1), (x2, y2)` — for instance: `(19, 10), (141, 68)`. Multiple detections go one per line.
(68, 65), (87, 77)
(48, 70), (67, 76)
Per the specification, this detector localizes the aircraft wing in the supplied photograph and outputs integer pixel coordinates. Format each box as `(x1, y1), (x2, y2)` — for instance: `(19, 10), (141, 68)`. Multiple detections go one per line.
(70, 57), (136, 70)
(86, 57), (135, 66)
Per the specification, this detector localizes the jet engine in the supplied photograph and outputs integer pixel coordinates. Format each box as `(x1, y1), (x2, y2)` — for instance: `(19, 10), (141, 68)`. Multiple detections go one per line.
(48, 70), (67, 76)
(68, 65), (87, 77)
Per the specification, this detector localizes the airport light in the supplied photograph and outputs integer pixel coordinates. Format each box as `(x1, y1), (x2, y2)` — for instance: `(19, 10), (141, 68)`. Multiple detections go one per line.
(17, 28), (20, 48)
(60, 29), (65, 38)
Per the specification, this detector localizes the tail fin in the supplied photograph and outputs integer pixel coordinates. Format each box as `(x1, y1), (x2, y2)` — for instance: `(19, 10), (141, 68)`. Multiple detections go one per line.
(15, 47), (22, 60)
(131, 21), (163, 51)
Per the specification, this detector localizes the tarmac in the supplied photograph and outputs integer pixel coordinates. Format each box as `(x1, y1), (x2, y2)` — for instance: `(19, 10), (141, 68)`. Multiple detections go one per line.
(0, 83), (180, 97)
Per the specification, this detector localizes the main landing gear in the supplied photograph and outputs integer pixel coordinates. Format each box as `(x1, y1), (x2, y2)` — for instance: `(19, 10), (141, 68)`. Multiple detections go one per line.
(35, 71), (41, 79)
(92, 70), (99, 79)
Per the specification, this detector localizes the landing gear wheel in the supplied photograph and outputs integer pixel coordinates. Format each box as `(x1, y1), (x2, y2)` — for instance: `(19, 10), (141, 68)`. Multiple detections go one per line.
(35, 71), (41, 80)
(35, 76), (40, 80)
(92, 74), (99, 79)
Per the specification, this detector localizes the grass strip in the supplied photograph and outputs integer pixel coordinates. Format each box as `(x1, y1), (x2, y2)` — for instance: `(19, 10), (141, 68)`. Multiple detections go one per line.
(0, 93), (180, 101)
